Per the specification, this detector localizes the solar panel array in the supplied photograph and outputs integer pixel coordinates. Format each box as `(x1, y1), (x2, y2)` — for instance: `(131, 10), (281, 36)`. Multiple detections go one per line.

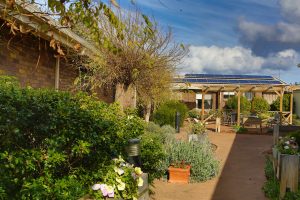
(174, 74), (284, 85)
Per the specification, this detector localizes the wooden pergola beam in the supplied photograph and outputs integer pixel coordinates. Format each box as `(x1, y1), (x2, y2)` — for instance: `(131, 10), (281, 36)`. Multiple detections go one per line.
(290, 91), (294, 124)
(237, 90), (241, 126)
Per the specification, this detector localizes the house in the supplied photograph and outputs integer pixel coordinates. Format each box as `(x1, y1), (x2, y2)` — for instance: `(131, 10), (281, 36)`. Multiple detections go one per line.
(0, 0), (114, 102)
(173, 74), (297, 125)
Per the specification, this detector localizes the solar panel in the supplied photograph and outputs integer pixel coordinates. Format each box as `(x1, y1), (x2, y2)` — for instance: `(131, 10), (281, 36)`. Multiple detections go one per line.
(175, 75), (284, 85)
(184, 74), (274, 80)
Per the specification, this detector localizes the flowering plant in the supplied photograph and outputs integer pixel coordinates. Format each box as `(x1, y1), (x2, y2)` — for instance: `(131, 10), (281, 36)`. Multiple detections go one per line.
(277, 136), (299, 155)
(91, 156), (144, 200)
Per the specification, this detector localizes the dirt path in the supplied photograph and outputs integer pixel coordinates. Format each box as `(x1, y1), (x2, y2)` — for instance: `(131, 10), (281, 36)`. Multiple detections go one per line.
(153, 133), (272, 200)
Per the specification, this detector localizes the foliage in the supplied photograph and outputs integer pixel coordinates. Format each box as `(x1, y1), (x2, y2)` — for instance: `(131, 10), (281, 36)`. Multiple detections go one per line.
(233, 125), (248, 134)
(90, 157), (143, 200)
(258, 112), (272, 120)
(225, 96), (251, 114)
(163, 139), (219, 182)
(140, 122), (175, 183)
(76, 9), (186, 110)
(270, 94), (291, 111)
(191, 122), (206, 135)
(288, 131), (300, 145)
(276, 136), (299, 155)
(153, 100), (188, 127)
(188, 109), (200, 119)
(0, 76), (145, 199)
(251, 97), (270, 113)
(292, 115), (300, 126)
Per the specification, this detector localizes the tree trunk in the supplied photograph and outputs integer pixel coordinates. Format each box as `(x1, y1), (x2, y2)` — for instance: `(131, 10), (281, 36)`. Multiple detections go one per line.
(144, 101), (152, 122)
(115, 83), (137, 110)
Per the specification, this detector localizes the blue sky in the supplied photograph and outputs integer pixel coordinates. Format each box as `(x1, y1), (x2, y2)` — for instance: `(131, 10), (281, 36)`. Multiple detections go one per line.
(117, 0), (300, 83)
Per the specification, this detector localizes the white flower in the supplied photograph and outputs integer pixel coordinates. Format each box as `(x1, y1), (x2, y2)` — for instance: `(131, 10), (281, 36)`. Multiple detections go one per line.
(285, 141), (290, 145)
(137, 177), (144, 187)
(284, 146), (290, 150)
(92, 183), (102, 191)
(114, 167), (124, 175)
(117, 182), (126, 191)
(106, 185), (114, 194)
(134, 167), (143, 175)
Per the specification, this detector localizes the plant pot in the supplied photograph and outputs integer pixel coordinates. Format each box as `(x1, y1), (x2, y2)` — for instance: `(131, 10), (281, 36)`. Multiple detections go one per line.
(188, 133), (207, 142)
(168, 165), (191, 184)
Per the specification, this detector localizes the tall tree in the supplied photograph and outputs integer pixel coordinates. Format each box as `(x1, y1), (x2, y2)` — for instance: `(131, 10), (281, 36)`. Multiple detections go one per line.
(78, 10), (187, 116)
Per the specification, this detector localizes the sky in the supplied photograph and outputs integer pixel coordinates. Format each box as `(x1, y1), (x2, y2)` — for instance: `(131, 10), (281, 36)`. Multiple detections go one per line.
(117, 0), (300, 84)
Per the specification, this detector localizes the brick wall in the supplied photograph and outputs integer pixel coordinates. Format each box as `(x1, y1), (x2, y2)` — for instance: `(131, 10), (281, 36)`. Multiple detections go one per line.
(0, 24), (79, 90)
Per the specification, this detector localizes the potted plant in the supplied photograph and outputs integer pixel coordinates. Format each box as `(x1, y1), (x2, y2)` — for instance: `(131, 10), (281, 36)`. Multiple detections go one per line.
(275, 136), (299, 178)
(168, 160), (191, 183)
(188, 122), (206, 142)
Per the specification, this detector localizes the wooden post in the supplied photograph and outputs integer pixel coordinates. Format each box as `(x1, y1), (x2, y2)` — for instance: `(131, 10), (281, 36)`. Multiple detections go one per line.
(273, 124), (279, 145)
(218, 92), (222, 110)
(55, 56), (60, 90)
(290, 92), (293, 124)
(279, 155), (299, 199)
(279, 90), (284, 125)
(237, 90), (241, 126)
(201, 91), (205, 121)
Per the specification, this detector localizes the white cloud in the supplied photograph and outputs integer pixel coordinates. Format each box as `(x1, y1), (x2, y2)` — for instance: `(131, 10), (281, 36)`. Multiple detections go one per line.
(181, 46), (299, 74)
(237, 0), (300, 56)
(279, 0), (300, 23)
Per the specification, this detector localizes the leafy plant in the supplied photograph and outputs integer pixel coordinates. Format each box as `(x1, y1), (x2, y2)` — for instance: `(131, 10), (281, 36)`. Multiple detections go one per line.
(191, 122), (206, 135)
(188, 109), (200, 119)
(225, 96), (251, 114)
(270, 94), (291, 111)
(153, 100), (188, 127)
(233, 125), (248, 134)
(140, 131), (167, 184)
(164, 139), (219, 182)
(251, 97), (270, 113)
(90, 157), (143, 200)
(0, 75), (145, 199)
(276, 136), (299, 155)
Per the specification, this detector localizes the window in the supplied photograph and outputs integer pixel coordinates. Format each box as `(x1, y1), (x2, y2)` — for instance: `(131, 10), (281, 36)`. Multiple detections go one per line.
(244, 92), (253, 100)
(223, 92), (235, 99)
(196, 94), (212, 109)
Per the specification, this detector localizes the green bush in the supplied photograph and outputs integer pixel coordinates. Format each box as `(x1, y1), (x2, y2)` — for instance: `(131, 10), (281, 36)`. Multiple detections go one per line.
(191, 122), (206, 134)
(225, 96), (251, 113)
(140, 122), (175, 183)
(163, 139), (219, 182)
(251, 97), (270, 113)
(0, 76), (145, 199)
(188, 109), (200, 119)
(287, 131), (300, 145)
(153, 100), (188, 127)
(270, 94), (291, 111)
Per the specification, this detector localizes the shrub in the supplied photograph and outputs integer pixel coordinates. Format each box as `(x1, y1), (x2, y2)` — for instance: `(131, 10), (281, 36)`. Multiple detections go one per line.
(153, 100), (188, 127)
(225, 96), (251, 113)
(0, 76), (145, 199)
(163, 139), (219, 182)
(140, 122), (175, 183)
(188, 109), (200, 119)
(251, 97), (270, 113)
(191, 122), (206, 134)
(270, 94), (291, 111)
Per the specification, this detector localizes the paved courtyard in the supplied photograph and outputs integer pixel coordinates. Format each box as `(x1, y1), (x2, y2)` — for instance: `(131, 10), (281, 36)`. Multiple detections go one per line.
(153, 132), (272, 200)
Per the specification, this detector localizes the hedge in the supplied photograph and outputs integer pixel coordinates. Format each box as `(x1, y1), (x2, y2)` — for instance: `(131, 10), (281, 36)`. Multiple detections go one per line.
(0, 75), (145, 199)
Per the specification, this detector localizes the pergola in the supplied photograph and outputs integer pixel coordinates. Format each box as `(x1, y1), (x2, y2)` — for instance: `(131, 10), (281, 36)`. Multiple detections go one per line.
(173, 74), (300, 126)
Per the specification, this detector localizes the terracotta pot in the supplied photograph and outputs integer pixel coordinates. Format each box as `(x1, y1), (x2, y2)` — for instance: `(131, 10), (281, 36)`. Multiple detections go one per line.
(168, 165), (191, 183)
